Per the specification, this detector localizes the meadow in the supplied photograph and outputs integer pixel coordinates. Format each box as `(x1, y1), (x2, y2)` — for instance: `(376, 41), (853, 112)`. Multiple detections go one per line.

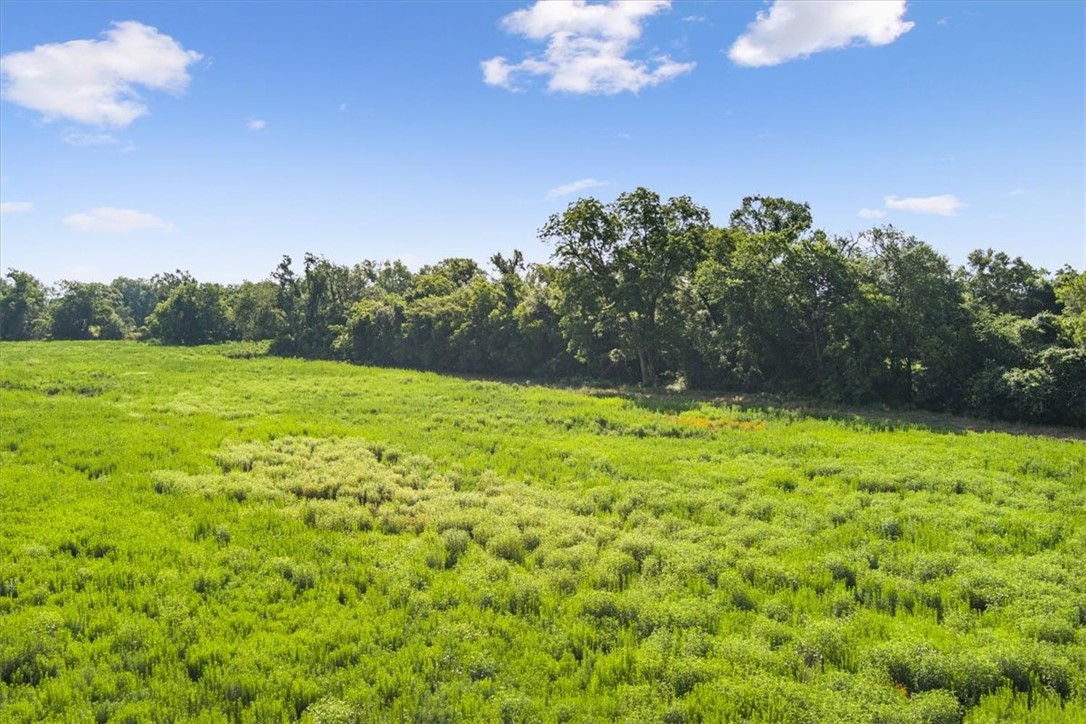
(1, 342), (1084, 723)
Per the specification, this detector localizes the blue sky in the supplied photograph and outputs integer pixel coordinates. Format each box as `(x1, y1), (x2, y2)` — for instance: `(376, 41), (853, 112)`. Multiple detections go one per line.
(1, 1), (1083, 285)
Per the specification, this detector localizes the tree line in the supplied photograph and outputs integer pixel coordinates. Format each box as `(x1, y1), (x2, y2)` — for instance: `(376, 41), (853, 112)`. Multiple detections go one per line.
(2, 189), (1083, 426)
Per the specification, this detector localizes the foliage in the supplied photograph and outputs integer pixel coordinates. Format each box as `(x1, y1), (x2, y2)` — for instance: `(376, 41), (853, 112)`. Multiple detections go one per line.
(46, 281), (127, 340)
(109, 277), (160, 329)
(1054, 267), (1086, 348)
(964, 249), (1058, 319)
(338, 253), (569, 377)
(541, 187), (712, 385)
(229, 280), (282, 341)
(2, 187), (1082, 426)
(147, 281), (233, 346)
(0, 269), (47, 341)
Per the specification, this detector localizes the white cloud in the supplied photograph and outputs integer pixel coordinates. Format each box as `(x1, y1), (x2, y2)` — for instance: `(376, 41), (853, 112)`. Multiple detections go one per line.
(482, 0), (694, 95)
(729, 1), (914, 67)
(64, 207), (174, 233)
(1, 201), (33, 215)
(0, 21), (202, 127)
(884, 194), (963, 216)
(857, 208), (886, 219)
(1009, 188), (1029, 196)
(547, 178), (608, 198)
(61, 128), (120, 146)
(247, 118), (267, 131)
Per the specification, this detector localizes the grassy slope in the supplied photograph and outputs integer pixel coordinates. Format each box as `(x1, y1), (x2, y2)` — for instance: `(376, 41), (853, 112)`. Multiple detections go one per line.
(1, 342), (1084, 723)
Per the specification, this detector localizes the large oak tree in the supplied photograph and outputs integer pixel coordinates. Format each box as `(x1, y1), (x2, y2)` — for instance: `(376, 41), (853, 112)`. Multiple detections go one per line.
(541, 187), (710, 385)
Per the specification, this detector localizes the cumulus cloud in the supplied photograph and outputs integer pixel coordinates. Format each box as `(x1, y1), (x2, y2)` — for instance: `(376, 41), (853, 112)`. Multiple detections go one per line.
(547, 178), (608, 198)
(884, 194), (963, 216)
(0, 21), (202, 127)
(857, 208), (886, 219)
(1, 201), (33, 215)
(64, 207), (174, 233)
(247, 118), (267, 131)
(482, 0), (694, 94)
(729, 0), (914, 67)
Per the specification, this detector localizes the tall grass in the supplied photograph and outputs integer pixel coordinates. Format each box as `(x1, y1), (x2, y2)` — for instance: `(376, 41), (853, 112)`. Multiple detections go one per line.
(1, 341), (1083, 721)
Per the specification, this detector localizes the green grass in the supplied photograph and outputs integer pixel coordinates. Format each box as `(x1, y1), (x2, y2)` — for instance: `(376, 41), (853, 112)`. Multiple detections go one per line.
(1, 341), (1084, 723)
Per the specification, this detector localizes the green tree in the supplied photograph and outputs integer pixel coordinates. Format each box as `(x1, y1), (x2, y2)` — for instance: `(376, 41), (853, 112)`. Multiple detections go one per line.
(849, 227), (971, 407)
(688, 198), (849, 393)
(47, 282), (127, 340)
(1053, 266), (1086, 347)
(229, 281), (281, 341)
(541, 187), (711, 385)
(966, 265), (1085, 425)
(270, 254), (361, 358)
(0, 269), (47, 341)
(147, 282), (232, 345)
(728, 195), (813, 238)
(964, 249), (1057, 318)
(418, 258), (484, 289)
(110, 277), (159, 329)
(339, 294), (406, 367)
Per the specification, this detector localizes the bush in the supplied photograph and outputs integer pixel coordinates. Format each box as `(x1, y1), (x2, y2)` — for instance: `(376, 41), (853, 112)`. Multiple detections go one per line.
(486, 530), (525, 564)
(441, 528), (471, 568)
(867, 642), (952, 694)
(908, 689), (962, 724)
(306, 697), (359, 724)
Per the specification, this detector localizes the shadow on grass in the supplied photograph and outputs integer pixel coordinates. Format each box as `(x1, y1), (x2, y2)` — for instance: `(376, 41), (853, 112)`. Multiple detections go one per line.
(581, 386), (1086, 442)
(256, 352), (1085, 443)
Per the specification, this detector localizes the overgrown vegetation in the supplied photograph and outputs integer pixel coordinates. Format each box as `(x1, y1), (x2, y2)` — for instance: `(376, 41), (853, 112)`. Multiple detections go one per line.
(2, 191), (1082, 426)
(2, 342), (1083, 721)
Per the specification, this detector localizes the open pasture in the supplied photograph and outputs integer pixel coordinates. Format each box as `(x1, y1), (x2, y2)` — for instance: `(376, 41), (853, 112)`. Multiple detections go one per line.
(1, 342), (1084, 722)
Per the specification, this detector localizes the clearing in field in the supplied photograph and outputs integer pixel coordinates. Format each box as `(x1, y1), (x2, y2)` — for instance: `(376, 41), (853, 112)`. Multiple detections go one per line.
(1, 342), (1084, 722)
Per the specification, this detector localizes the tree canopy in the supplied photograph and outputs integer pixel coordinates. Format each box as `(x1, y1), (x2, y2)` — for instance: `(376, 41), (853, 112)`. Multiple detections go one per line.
(4, 188), (1082, 427)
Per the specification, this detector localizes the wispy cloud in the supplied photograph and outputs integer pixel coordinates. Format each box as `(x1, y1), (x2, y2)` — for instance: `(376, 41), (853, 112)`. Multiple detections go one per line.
(1, 201), (33, 215)
(547, 178), (608, 198)
(64, 207), (174, 233)
(61, 129), (120, 146)
(857, 208), (886, 220)
(482, 0), (694, 95)
(247, 118), (267, 131)
(0, 21), (202, 127)
(1009, 188), (1030, 196)
(729, 0), (914, 67)
(884, 194), (963, 216)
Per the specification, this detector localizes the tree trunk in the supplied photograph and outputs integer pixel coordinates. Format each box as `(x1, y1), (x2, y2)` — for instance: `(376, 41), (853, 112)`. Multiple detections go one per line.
(637, 347), (656, 387)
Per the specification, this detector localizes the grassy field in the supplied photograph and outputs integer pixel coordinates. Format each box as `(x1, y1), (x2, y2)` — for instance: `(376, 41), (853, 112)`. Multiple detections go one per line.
(1, 342), (1084, 723)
